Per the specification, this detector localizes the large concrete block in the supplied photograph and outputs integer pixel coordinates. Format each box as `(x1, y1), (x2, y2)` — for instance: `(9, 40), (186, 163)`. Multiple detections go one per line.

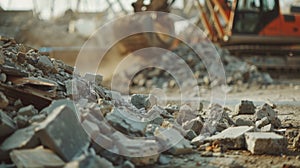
(245, 132), (287, 155)
(10, 147), (65, 168)
(205, 126), (254, 149)
(36, 105), (90, 161)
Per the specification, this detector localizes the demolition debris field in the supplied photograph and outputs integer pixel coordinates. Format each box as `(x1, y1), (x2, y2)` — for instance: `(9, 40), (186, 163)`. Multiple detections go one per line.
(0, 37), (300, 168)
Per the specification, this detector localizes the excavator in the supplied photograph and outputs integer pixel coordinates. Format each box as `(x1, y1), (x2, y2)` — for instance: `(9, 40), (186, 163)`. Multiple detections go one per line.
(197, 0), (300, 70)
(118, 0), (300, 74)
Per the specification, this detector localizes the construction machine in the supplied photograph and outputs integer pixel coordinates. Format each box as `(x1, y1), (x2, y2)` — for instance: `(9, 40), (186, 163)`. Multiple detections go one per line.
(197, 0), (300, 71)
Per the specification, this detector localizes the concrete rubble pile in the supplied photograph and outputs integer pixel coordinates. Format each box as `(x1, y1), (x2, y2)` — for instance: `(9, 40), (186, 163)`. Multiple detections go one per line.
(0, 38), (293, 167)
(130, 44), (273, 89)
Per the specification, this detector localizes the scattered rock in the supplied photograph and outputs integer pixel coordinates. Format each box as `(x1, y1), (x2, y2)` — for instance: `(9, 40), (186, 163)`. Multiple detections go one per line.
(106, 107), (147, 136)
(232, 115), (254, 126)
(122, 160), (135, 168)
(112, 131), (159, 166)
(0, 73), (6, 83)
(10, 147), (65, 168)
(131, 94), (156, 109)
(65, 155), (114, 168)
(235, 100), (256, 115)
(0, 125), (39, 152)
(245, 132), (287, 155)
(18, 105), (38, 117)
(0, 92), (8, 109)
(205, 126), (254, 149)
(255, 103), (281, 128)
(0, 111), (16, 138)
(293, 133), (300, 149)
(158, 154), (171, 165)
(36, 105), (90, 161)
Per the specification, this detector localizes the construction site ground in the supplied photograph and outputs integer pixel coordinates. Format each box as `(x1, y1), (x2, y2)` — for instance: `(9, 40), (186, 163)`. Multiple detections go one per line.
(154, 83), (300, 168)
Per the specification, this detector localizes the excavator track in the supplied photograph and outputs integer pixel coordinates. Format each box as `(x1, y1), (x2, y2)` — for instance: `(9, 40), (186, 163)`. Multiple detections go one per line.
(222, 44), (300, 78)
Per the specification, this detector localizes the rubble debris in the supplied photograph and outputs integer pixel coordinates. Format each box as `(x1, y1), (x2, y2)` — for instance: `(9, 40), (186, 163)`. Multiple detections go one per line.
(255, 103), (281, 128)
(232, 115), (254, 126)
(112, 131), (159, 166)
(36, 56), (55, 74)
(0, 91), (8, 109)
(128, 44), (273, 90)
(205, 126), (254, 150)
(64, 155), (114, 168)
(14, 115), (29, 128)
(106, 107), (147, 136)
(293, 132), (300, 149)
(122, 160), (135, 168)
(182, 117), (203, 135)
(36, 105), (89, 161)
(245, 132), (287, 155)
(235, 100), (256, 115)
(0, 110), (16, 138)
(130, 94), (157, 109)
(18, 105), (38, 117)
(176, 104), (198, 125)
(158, 154), (171, 165)
(83, 73), (103, 85)
(10, 147), (65, 168)
(0, 125), (39, 152)
(155, 127), (193, 155)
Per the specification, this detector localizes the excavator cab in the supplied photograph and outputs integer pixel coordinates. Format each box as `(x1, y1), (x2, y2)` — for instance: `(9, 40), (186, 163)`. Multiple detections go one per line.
(232, 0), (279, 35)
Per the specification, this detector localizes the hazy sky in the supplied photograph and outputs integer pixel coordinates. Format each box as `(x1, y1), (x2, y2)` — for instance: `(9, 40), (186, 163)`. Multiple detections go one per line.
(0, 0), (296, 19)
(0, 0), (184, 19)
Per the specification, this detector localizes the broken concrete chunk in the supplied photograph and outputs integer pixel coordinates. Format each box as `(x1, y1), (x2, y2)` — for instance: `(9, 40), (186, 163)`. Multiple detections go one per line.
(130, 94), (156, 109)
(155, 128), (193, 155)
(0, 125), (39, 152)
(36, 105), (89, 161)
(255, 117), (270, 129)
(83, 73), (103, 85)
(40, 99), (76, 116)
(130, 94), (148, 109)
(0, 110), (16, 138)
(64, 155), (114, 168)
(245, 132), (287, 155)
(235, 100), (255, 115)
(0, 91), (8, 109)
(122, 160), (135, 168)
(112, 131), (159, 166)
(232, 115), (254, 126)
(185, 130), (197, 140)
(255, 103), (281, 128)
(205, 126), (254, 149)
(36, 56), (54, 73)
(18, 105), (38, 117)
(260, 124), (273, 132)
(10, 147), (65, 168)
(293, 132), (300, 149)
(182, 117), (203, 135)
(176, 104), (197, 125)
(29, 114), (47, 124)
(106, 107), (147, 135)
(14, 115), (29, 128)
(0, 73), (7, 83)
